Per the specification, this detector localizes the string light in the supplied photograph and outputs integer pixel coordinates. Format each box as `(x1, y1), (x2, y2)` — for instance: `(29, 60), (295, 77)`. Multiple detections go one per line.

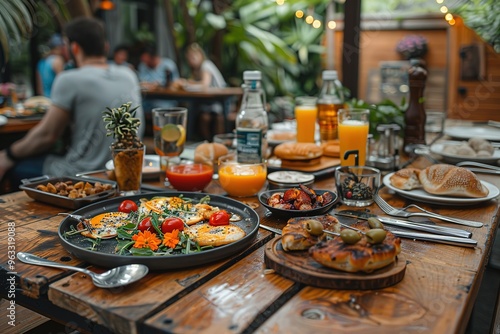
(276, 0), (285, 6)
(312, 20), (321, 28)
(445, 13), (453, 21)
(295, 10), (304, 19)
(436, 0), (444, 3)
(305, 15), (314, 24)
(327, 21), (336, 30)
(448, 18), (456, 25)
(440, 6), (448, 13)
(99, 0), (114, 10)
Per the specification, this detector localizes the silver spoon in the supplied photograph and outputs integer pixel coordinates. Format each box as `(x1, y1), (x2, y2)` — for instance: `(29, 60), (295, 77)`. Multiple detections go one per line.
(17, 252), (149, 288)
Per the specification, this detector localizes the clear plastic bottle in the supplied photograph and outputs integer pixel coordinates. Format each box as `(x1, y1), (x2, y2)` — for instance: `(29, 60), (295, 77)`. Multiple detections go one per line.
(235, 70), (268, 163)
(317, 70), (345, 142)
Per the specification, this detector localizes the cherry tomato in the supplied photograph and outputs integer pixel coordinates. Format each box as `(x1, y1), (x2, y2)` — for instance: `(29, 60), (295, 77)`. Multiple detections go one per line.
(118, 199), (138, 213)
(161, 217), (184, 233)
(138, 217), (154, 232)
(209, 210), (230, 226)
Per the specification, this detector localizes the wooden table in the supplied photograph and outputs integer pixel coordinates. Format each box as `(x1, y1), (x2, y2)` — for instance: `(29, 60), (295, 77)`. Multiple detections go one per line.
(0, 117), (40, 134)
(142, 86), (243, 137)
(1, 159), (499, 333)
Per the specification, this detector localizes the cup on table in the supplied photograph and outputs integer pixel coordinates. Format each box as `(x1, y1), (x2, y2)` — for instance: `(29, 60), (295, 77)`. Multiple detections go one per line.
(295, 96), (318, 143)
(152, 107), (188, 175)
(425, 111), (446, 144)
(213, 133), (237, 151)
(335, 166), (380, 207)
(218, 153), (267, 197)
(111, 144), (145, 196)
(166, 159), (214, 192)
(338, 108), (370, 166)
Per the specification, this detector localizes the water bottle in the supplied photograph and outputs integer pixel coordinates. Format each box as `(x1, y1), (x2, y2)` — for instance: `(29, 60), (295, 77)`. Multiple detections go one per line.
(317, 70), (345, 142)
(236, 71), (268, 163)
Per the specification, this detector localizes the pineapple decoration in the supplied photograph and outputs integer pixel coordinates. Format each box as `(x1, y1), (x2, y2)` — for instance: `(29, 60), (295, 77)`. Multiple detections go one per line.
(103, 102), (144, 194)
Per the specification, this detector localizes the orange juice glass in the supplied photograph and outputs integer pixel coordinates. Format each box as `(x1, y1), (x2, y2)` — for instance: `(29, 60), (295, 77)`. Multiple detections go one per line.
(218, 154), (267, 197)
(338, 109), (370, 166)
(295, 96), (317, 143)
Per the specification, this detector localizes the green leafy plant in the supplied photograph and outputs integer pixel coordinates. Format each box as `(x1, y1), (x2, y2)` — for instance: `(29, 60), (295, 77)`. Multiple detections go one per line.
(0, 0), (34, 69)
(102, 102), (143, 150)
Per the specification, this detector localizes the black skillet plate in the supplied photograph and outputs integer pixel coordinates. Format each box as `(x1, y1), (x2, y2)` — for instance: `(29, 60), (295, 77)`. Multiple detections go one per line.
(258, 189), (338, 217)
(58, 192), (259, 270)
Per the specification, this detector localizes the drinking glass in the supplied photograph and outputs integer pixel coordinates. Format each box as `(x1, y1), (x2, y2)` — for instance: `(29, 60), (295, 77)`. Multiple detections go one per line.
(295, 96), (318, 143)
(152, 107), (188, 174)
(218, 153), (267, 197)
(166, 159), (214, 192)
(338, 108), (370, 166)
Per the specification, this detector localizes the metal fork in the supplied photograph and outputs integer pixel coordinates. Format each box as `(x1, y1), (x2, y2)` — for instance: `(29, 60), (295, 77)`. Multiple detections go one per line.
(373, 193), (483, 228)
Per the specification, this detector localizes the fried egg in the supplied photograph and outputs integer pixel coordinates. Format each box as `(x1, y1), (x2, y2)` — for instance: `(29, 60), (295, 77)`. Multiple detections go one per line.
(185, 223), (246, 247)
(77, 212), (129, 239)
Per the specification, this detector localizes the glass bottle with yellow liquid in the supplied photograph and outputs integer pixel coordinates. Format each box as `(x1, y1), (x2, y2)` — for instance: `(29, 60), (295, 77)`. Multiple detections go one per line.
(317, 70), (345, 142)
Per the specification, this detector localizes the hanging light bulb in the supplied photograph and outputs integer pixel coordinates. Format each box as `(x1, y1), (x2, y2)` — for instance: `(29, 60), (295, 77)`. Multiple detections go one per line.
(100, 0), (115, 11)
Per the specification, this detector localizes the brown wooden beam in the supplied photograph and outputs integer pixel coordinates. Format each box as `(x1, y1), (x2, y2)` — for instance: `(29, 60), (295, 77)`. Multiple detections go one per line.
(342, 0), (361, 98)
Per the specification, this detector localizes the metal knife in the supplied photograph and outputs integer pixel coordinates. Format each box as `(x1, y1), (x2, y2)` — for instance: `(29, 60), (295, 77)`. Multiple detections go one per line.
(335, 210), (472, 239)
(259, 223), (477, 248)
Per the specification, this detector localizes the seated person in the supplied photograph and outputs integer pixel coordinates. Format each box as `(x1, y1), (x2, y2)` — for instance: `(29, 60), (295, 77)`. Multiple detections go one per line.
(36, 33), (66, 97)
(138, 44), (180, 118)
(109, 44), (134, 69)
(0, 17), (144, 189)
(176, 43), (227, 141)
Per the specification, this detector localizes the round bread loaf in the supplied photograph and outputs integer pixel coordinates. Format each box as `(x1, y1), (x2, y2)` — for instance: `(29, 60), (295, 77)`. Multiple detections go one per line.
(389, 168), (422, 190)
(274, 142), (323, 160)
(321, 139), (340, 158)
(194, 143), (229, 164)
(418, 164), (489, 198)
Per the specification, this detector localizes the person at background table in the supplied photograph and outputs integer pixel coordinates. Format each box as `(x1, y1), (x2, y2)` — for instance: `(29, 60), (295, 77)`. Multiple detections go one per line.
(138, 43), (180, 113)
(174, 43), (227, 141)
(0, 17), (144, 188)
(36, 33), (67, 97)
(108, 44), (134, 70)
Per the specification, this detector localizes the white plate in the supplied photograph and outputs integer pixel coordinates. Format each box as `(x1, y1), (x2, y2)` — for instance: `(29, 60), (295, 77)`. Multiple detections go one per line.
(106, 155), (161, 180)
(267, 129), (296, 146)
(430, 141), (500, 164)
(444, 126), (500, 141)
(0, 115), (7, 127)
(382, 172), (499, 206)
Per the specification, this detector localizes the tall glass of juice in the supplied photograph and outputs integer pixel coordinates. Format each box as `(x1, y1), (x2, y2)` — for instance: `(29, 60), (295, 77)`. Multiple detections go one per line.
(338, 109), (370, 166)
(218, 153), (267, 197)
(295, 96), (317, 143)
(152, 107), (188, 175)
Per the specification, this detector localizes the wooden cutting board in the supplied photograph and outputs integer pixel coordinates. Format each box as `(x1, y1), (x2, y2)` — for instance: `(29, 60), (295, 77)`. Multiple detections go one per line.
(264, 237), (406, 290)
(267, 156), (340, 173)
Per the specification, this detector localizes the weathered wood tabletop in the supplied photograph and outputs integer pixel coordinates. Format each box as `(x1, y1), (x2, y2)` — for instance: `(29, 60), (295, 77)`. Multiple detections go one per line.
(0, 157), (499, 334)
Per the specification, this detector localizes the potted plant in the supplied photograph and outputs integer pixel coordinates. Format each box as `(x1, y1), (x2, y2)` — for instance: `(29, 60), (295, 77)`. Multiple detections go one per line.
(396, 35), (428, 60)
(102, 102), (144, 195)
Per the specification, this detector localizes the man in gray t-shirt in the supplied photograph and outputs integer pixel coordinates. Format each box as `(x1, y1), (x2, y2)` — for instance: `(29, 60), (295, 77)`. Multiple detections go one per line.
(0, 17), (144, 186)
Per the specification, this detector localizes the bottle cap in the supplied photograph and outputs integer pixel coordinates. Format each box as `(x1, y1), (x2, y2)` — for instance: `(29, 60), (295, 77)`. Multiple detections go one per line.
(322, 70), (338, 80)
(243, 70), (262, 80)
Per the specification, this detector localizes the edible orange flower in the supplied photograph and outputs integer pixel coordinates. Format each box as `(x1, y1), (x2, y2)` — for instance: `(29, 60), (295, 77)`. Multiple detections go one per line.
(132, 230), (161, 251)
(163, 229), (180, 248)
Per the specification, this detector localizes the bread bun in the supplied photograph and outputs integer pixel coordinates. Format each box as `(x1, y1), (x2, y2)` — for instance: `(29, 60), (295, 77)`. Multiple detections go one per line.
(390, 168), (422, 190)
(419, 164), (489, 198)
(274, 142), (323, 161)
(321, 140), (340, 158)
(194, 143), (229, 165)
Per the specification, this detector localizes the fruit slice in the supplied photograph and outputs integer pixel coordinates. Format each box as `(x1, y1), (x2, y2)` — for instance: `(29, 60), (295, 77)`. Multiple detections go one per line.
(161, 124), (181, 142)
(176, 125), (186, 147)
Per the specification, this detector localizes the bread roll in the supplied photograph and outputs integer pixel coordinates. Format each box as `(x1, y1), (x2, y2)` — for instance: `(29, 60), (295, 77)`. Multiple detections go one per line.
(390, 168), (422, 190)
(194, 143), (229, 165)
(274, 142), (323, 160)
(321, 140), (340, 158)
(419, 164), (489, 198)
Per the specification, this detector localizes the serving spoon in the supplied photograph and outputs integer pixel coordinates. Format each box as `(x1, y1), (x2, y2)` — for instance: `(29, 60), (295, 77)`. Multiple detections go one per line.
(17, 252), (149, 288)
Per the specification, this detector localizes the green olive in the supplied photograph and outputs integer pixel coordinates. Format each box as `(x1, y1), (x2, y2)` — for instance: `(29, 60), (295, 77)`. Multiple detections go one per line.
(367, 217), (384, 229)
(340, 229), (361, 244)
(305, 219), (324, 236)
(365, 229), (387, 244)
